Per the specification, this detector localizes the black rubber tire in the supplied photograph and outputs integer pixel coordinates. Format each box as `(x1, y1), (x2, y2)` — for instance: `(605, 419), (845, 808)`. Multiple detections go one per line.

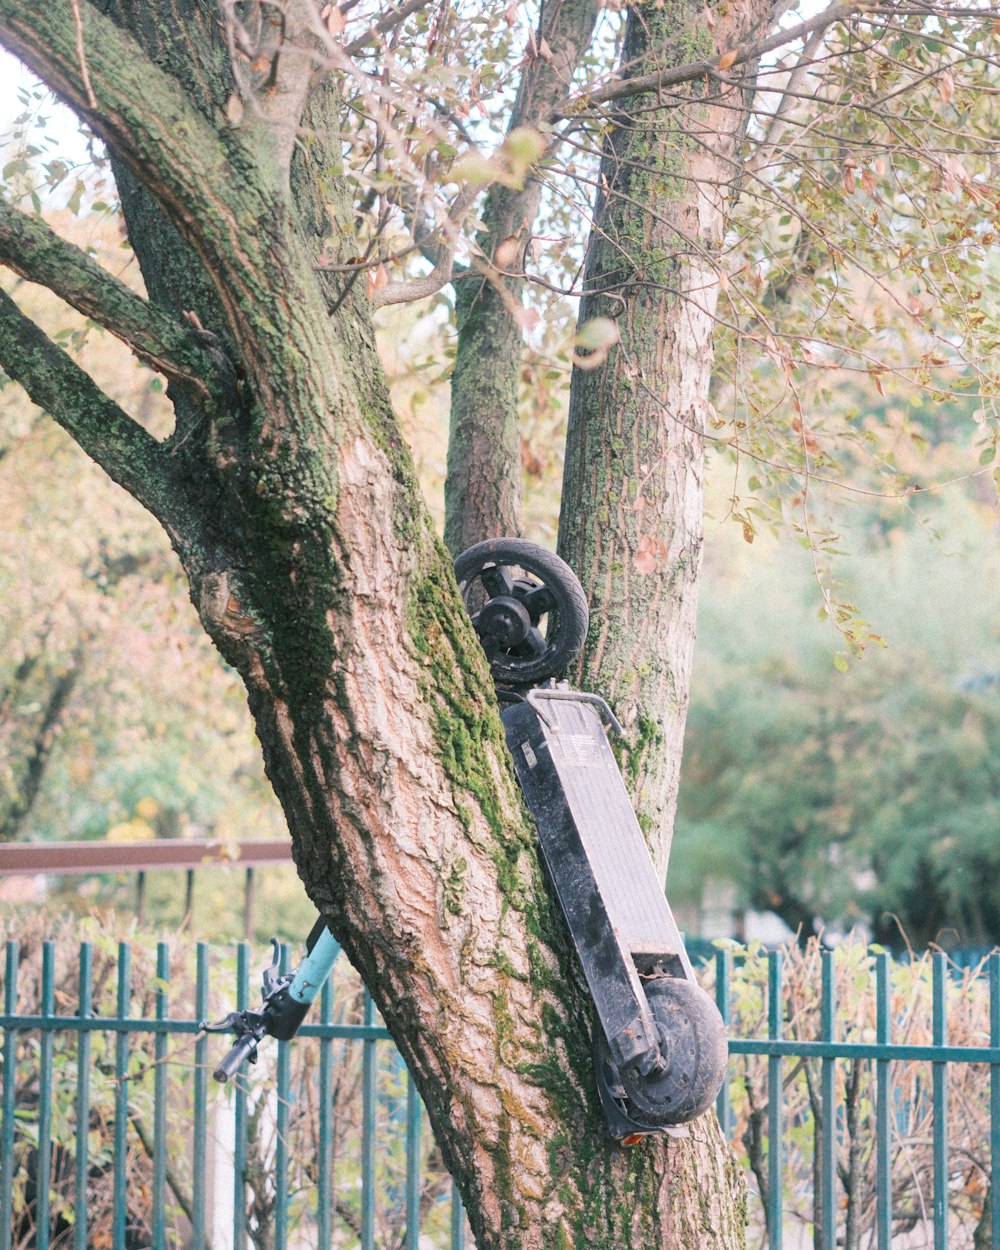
(595, 977), (728, 1128)
(453, 538), (589, 686)
(621, 978), (728, 1127)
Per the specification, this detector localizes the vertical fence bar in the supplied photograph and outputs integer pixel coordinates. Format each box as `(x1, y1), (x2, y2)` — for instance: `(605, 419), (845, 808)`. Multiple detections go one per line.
(317, 977), (333, 1250)
(932, 951), (948, 1250)
(450, 1179), (466, 1250)
(152, 943), (170, 1250)
(990, 953), (999, 1250)
(1, 941), (19, 1250)
(36, 941), (56, 1250)
(768, 950), (784, 1250)
(274, 945), (291, 1250)
(819, 950), (836, 1250)
(405, 1075), (421, 1250)
(74, 943), (94, 1250)
(112, 942), (132, 1250)
(233, 944), (250, 1250)
(361, 989), (377, 1250)
(716, 948), (733, 1137)
(192, 944), (209, 1250)
(875, 952), (892, 1250)
(244, 869), (255, 941)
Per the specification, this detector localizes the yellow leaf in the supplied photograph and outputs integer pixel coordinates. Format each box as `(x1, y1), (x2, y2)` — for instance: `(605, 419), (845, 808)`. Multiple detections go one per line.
(366, 262), (389, 300)
(513, 305), (541, 333)
(572, 317), (619, 368)
(450, 152), (498, 186)
(494, 234), (521, 269)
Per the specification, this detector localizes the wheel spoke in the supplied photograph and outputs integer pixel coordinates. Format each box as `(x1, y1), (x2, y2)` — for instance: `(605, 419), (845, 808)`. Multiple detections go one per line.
(481, 564), (514, 597)
(522, 585), (556, 622)
(481, 636), (502, 661)
(513, 627), (547, 658)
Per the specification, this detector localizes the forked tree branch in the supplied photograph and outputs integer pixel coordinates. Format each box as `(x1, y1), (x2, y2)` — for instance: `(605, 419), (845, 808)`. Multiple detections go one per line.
(556, 2), (860, 115)
(0, 196), (223, 395)
(343, 0), (437, 56)
(563, 1), (994, 117)
(0, 285), (175, 521)
(372, 183), (479, 308)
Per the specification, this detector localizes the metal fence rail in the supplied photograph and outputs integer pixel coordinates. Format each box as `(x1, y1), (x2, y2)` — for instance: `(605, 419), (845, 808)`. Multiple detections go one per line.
(1, 937), (466, 1250)
(715, 947), (1000, 1250)
(2, 939), (999, 1250)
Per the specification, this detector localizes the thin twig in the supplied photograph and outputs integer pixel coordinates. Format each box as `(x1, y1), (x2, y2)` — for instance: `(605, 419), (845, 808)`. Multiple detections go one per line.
(69, 0), (97, 109)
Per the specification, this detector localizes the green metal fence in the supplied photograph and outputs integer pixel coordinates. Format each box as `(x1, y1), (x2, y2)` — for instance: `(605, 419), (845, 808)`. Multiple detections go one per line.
(1, 937), (466, 1250)
(717, 946), (999, 1250)
(2, 939), (998, 1250)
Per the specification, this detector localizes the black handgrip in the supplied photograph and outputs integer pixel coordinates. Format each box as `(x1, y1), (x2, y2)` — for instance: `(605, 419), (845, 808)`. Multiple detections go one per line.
(213, 1032), (260, 1083)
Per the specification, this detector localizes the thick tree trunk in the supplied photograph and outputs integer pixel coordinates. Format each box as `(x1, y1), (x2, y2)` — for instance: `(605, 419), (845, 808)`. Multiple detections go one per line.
(0, 1), (754, 1245)
(554, 0), (772, 1233)
(559, 0), (769, 869)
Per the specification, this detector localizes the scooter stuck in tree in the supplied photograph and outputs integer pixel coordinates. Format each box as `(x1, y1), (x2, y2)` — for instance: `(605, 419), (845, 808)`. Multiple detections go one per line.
(204, 539), (728, 1142)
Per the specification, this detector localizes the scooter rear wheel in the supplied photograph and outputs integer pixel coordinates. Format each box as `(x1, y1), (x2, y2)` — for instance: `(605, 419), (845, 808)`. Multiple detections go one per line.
(594, 977), (728, 1129)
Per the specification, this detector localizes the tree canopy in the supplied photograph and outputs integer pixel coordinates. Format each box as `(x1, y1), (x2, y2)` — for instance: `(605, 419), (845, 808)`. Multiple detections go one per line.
(1, 2), (999, 1247)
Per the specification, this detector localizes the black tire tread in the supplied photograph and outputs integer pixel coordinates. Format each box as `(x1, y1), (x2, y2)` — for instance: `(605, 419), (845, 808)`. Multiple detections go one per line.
(454, 538), (589, 685)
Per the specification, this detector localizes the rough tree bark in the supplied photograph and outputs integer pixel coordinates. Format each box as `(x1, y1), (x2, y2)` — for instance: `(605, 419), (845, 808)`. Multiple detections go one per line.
(443, 0), (599, 555)
(559, 0), (770, 870)
(0, 1), (757, 1246)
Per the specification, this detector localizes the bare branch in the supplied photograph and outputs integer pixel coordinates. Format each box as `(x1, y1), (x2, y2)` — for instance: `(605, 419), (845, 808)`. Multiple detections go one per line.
(0, 0), (272, 298)
(747, 24), (830, 173)
(0, 285), (174, 522)
(0, 196), (222, 395)
(344, 0), (437, 56)
(373, 184), (479, 308)
(563, 2), (997, 117)
(557, 2), (862, 115)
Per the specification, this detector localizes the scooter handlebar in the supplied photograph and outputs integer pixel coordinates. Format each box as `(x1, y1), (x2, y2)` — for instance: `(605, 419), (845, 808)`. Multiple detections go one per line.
(213, 1031), (259, 1083)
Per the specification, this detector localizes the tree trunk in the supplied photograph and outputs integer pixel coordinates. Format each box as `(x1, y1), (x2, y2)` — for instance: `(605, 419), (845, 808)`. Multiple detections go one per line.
(444, 1), (599, 555)
(559, 0), (769, 869)
(0, 1), (752, 1245)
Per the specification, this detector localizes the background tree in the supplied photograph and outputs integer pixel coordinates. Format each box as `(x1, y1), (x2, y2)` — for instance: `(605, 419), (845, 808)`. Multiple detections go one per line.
(0, 2), (998, 1248)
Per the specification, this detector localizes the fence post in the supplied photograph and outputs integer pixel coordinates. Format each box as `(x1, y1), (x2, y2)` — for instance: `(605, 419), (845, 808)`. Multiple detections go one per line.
(152, 943), (170, 1250)
(932, 952), (948, 1250)
(991, 952), (999, 1250)
(1, 941), (19, 1250)
(875, 951), (891, 1250)
(768, 949), (784, 1250)
(361, 988), (377, 1250)
(37, 942), (55, 1250)
(112, 942), (132, 1250)
(193, 943), (210, 1250)
(74, 943), (93, 1250)
(716, 947), (733, 1138)
(820, 950), (836, 1250)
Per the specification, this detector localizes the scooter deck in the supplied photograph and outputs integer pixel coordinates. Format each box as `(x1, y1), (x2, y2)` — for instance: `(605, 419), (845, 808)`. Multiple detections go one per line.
(502, 692), (694, 1071)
